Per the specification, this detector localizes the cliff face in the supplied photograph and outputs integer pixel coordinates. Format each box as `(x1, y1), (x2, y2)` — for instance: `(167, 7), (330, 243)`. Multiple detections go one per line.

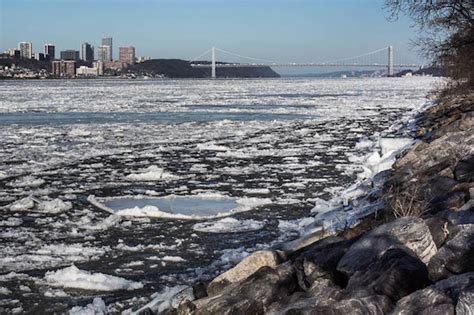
(126, 59), (280, 78)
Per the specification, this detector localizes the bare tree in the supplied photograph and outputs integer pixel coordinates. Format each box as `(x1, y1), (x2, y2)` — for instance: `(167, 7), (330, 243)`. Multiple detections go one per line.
(385, 0), (474, 89)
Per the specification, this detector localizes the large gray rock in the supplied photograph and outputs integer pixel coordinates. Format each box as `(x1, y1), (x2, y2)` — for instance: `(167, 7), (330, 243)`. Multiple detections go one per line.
(454, 155), (474, 182)
(343, 247), (429, 301)
(337, 217), (437, 276)
(424, 217), (452, 248)
(181, 262), (296, 315)
(207, 250), (283, 296)
(392, 272), (474, 315)
(313, 295), (393, 315)
(391, 288), (455, 315)
(266, 278), (341, 315)
(293, 237), (352, 290)
(456, 288), (474, 315)
(438, 206), (474, 225)
(428, 225), (474, 281)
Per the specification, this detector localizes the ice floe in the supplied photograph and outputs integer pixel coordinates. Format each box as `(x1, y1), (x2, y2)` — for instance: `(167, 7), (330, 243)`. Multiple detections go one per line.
(193, 217), (265, 233)
(88, 194), (271, 220)
(126, 165), (178, 181)
(45, 265), (144, 291)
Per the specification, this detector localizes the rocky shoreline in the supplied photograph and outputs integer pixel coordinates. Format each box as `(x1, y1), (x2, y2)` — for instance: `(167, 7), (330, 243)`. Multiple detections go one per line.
(137, 91), (473, 315)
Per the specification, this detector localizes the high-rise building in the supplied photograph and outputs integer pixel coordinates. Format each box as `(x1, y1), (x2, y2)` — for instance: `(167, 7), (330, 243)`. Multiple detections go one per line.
(44, 44), (55, 60)
(93, 61), (104, 76)
(97, 45), (111, 62)
(18, 42), (32, 59)
(101, 37), (113, 61)
(5, 48), (20, 58)
(119, 46), (135, 65)
(60, 50), (79, 61)
(80, 42), (94, 61)
(52, 60), (76, 78)
(33, 53), (45, 61)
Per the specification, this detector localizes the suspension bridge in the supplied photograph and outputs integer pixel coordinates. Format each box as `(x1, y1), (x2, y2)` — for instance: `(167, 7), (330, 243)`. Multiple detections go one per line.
(189, 46), (423, 78)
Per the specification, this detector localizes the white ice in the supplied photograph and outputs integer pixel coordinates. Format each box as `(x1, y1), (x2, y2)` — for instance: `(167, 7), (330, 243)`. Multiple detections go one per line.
(45, 265), (144, 291)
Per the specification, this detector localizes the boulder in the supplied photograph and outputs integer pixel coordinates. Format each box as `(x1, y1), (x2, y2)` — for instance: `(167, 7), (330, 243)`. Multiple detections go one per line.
(337, 217), (437, 276)
(312, 295), (393, 315)
(293, 237), (353, 289)
(372, 169), (393, 188)
(454, 155), (474, 182)
(266, 278), (341, 315)
(393, 272), (474, 314)
(391, 287), (455, 315)
(183, 262), (297, 315)
(428, 225), (474, 281)
(206, 250), (283, 296)
(424, 217), (452, 248)
(343, 247), (429, 301)
(456, 288), (474, 315)
(432, 272), (474, 300)
(437, 207), (474, 225)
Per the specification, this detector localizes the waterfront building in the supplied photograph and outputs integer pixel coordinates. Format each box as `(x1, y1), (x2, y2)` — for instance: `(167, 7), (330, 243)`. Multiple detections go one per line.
(80, 42), (94, 61)
(33, 53), (45, 61)
(101, 37), (113, 60)
(119, 46), (135, 65)
(76, 65), (99, 76)
(5, 48), (20, 58)
(52, 60), (76, 78)
(97, 45), (111, 62)
(60, 50), (79, 61)
(136, 56), (151, 63)
(44, 44), (55, 60)
(18, 42), (32, 59)
(93, 61), (104, 75)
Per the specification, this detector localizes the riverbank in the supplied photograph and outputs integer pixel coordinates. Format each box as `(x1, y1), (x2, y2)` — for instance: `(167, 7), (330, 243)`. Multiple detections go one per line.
(135, 88), (473, 314)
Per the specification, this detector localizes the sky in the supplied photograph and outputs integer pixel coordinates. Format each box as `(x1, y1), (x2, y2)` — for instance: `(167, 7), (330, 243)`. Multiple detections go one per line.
(0, 0), (421, 68)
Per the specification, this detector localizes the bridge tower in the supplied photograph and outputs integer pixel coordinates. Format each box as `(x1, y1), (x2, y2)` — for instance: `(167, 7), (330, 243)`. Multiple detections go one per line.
(211, 47), (216, 79)
(388, 46), (394, 76)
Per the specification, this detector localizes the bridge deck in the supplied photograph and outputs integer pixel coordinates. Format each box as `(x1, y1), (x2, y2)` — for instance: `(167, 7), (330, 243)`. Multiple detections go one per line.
(191, 63), (420, 68)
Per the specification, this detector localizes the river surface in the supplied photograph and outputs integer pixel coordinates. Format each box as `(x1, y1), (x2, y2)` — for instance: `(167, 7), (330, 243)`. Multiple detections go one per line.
(0, 77), (437, 313)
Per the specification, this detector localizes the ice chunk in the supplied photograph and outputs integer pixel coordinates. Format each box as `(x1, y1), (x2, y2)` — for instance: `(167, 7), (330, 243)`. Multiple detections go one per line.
(126, 166), (177, 181)
(45, 265), (143, 291)
(310, 198), (335, 214)
(88, 194), (272, 220)
(124, 285), (188, 315)
(69, 297), (107, 315)
(162, 256), (186, 262)
(193, 218), (264, 233)
(7, 176), (45, 188)
(0, 287), (12, 295)
(37, 199), (72, 214)
(9, 197), (35, 211)
(8, 197), (71, 214)
(0, 217), (23, 227)
(380, 137), (413, 155)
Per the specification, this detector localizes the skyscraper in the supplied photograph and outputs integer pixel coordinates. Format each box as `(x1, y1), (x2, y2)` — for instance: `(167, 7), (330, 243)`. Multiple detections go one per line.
(101, 37), (113, 61)
(80, 42), (94, 61)
(44, 44), (55, 60)
(98, 45), (111, 62)
(119, 46), (135, 65)
(60, 50), (79, 61)
(18, 42), (32, 59)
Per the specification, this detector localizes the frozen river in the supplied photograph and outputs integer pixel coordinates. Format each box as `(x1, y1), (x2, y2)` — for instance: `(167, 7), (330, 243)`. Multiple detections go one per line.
(0, 77), (438, 313)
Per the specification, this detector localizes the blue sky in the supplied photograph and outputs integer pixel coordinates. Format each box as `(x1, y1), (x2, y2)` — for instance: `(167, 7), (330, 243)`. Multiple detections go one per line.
(0, 0), (420, 65)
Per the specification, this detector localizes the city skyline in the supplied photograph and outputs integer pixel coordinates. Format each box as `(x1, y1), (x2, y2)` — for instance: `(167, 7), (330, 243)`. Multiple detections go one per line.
(1, 0), (423, 65)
